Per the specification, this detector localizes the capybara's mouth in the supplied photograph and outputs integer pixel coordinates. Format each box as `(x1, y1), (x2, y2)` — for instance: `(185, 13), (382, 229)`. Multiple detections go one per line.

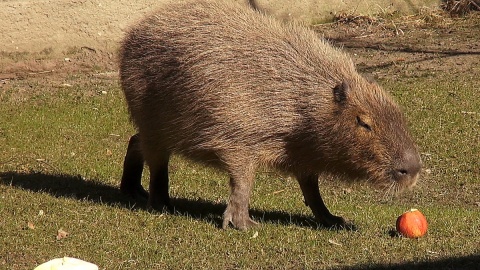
(383, 148), (423, 193)
(366, 166), (420, 196)
(378, 168), (420, 195)
(395, 170), (420, 191)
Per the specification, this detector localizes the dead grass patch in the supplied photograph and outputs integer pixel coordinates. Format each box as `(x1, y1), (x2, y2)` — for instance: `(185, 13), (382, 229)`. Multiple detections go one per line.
(443, 0), (480, 15)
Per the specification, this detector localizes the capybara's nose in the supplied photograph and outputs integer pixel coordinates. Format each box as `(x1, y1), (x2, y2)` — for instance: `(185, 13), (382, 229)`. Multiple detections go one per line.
(394, 149), (422, 185)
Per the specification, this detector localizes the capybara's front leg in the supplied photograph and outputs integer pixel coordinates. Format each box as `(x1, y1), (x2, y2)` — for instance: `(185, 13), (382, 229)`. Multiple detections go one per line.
(147, 156), (173, 212)
(297, 174), (352, 229)
(222, 166), (258, 230)
(120, 133), (148, 201)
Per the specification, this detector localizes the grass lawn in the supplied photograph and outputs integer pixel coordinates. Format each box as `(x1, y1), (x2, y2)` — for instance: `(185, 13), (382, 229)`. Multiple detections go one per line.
(1, 17), (480, 270)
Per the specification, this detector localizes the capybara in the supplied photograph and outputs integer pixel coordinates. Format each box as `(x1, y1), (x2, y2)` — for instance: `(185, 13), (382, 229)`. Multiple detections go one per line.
(119, 0), (421, 230)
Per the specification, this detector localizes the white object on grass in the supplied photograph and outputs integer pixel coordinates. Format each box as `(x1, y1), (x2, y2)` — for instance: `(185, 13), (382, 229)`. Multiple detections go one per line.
(34, 257), (98, 270)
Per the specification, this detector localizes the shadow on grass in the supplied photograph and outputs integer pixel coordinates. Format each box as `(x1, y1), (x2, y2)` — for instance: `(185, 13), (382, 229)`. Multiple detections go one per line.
(0, 171), (322, 230)
(332, 253), (480, 270)
(326, 37), (480, 73)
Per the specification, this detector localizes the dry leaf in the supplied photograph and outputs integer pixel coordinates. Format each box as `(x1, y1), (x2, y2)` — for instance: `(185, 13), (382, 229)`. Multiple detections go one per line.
(57, 229), (69, 240)
(27, 222), (35, 230)
(328, 239), (342, 246)
(272, 189), (286, 195)
(106, 149), (112, 156)
(251, 231), (259, 239)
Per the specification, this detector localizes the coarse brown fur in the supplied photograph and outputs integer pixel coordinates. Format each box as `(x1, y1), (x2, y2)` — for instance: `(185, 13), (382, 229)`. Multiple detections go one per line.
(119, 0), (421, 230)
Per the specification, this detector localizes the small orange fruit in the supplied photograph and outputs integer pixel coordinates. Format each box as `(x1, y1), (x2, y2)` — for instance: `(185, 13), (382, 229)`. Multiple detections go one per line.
(396, 209), (428, 238)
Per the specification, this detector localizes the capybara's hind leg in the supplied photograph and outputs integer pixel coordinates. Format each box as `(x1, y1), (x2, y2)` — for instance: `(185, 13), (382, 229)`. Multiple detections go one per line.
(222, 164), (258, 230)
(297, 174), (354, 229)
(147, 153), (173, 212)
(120, 133), (148, 201)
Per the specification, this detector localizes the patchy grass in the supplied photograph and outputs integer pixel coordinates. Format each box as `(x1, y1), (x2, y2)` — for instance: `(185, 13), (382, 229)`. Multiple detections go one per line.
(1, 68), (479, 269)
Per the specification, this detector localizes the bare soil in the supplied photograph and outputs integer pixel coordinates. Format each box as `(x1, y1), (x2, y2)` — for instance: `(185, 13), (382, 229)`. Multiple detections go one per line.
(1, 7), (479, 90)
(317, 11), (480, 80)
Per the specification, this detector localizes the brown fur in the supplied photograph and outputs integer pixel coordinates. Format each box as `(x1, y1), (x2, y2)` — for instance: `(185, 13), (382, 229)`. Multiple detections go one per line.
(119, 0), (421, 230)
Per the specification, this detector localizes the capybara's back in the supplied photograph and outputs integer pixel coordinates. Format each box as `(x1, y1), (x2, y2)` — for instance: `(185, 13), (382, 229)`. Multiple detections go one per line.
(119, 0), (421, 230)
(120, 0), (354, 160)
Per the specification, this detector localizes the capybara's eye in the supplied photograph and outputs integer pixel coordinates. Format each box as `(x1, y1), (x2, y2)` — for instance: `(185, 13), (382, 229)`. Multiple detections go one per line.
(356, 116), (372, 131)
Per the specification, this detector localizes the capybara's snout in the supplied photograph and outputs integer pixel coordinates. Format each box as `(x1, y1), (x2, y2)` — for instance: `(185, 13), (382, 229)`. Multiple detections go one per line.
(393, 148), (422, 189)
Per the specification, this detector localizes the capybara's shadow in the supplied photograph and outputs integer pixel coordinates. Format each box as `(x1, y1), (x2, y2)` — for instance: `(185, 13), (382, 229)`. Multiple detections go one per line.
(331, 253), (480, 270)
(0, 171), (323, 230)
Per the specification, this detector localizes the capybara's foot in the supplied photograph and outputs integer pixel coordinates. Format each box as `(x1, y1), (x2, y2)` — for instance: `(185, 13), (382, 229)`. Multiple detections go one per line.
(222, 205), (258, 230)
(319, 215), (356, 231)
(148, 196), (173, 213)
(120, 184), (149, 203)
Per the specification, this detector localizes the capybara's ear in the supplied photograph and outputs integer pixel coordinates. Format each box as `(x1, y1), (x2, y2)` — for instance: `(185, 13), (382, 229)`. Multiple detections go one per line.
(333, 80), (349, 104)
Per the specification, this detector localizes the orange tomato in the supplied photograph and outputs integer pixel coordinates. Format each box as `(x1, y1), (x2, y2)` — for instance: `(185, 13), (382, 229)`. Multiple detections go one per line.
(396, 209), (428, 238)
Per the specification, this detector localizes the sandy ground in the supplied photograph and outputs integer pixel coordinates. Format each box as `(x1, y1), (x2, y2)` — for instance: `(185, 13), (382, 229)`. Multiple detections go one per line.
(1, 0), (440, 56)
(1, 0), (161, 54)
(0, 0), (478, 80)
(1, 0), (164, 73)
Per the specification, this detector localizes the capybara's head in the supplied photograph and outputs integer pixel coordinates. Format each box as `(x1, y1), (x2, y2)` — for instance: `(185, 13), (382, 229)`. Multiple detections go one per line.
(321, 75), (421, 193)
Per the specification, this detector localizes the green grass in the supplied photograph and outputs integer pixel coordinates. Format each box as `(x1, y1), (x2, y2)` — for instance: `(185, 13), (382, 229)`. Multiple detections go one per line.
(1, 69), (479, 270)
